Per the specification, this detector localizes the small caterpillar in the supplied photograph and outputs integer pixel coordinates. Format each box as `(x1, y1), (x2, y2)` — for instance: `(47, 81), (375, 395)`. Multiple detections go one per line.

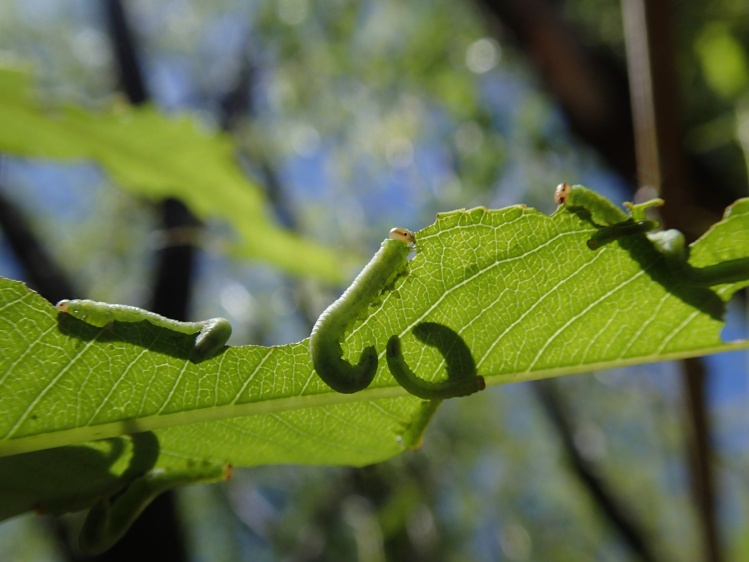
(556, 185), (749, 286)
(386, 322), (485, 400)
(555, 182), (631, 225)
(55, 299), (232, 362)
(555, 183), (661, 249)
(309, 228), (415, 394)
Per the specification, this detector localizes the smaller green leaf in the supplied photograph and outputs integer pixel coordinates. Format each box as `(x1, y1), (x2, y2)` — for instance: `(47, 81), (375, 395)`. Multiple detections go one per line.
(0, 66), (344, 281)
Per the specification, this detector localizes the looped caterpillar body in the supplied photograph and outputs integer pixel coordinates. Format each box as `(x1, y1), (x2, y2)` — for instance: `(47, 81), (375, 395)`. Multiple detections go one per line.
(556, 184), (749, 286)
(55, 299), (232, 362)
(386, 322), (485, 400)
(309, 228), (415, 394)
(555, 183), (661, 249)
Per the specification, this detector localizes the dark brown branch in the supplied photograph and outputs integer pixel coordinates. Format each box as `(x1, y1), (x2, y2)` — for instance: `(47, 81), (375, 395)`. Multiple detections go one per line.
(475, 2), (724, 559)
(682, 359), (722, 562)
(478, 0), (636, 181)
(104, 0), (147, 105)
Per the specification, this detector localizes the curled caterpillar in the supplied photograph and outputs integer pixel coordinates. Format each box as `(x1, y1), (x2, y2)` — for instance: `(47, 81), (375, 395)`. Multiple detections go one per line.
(555, 183), (661, 249)
(309, 228), (415, 393)
(556, 185), (749, 285)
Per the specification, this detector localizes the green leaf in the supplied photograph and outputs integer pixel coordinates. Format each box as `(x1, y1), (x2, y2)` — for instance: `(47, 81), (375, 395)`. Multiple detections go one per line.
(695, 23), (749, 99)
(0, 66), (343, 282)
(2, 199), (748, 521)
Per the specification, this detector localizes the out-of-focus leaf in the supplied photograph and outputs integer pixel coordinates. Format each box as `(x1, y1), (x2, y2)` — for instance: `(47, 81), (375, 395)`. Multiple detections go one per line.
(0, 66), (343, 281)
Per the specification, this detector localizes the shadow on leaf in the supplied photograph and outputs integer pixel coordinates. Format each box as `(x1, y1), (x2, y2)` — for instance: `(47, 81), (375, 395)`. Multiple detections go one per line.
(0, 432), (160, 520)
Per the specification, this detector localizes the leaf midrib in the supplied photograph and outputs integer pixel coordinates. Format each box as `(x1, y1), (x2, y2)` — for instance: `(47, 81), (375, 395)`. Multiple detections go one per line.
(4, 337), (748, 458)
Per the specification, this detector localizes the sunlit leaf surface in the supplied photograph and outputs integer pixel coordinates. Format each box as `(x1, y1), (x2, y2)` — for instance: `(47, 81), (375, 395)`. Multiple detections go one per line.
(1, 199), (747, 520)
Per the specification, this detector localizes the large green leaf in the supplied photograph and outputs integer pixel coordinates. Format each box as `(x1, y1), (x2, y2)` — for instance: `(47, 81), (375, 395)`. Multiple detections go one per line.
(1, 199), (748, 521)
(0, 66), (343, 282)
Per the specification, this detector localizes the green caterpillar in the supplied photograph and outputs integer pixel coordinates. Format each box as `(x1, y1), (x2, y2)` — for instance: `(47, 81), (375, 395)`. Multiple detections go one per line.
(309, 228), (415, 394)
(554, 183), (661, 249)
(55, 299), (232, 362)
(555, 184), (749, 286)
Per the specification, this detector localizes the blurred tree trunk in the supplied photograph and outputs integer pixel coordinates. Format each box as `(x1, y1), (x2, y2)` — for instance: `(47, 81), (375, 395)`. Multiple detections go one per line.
(477, 1), (725, 561)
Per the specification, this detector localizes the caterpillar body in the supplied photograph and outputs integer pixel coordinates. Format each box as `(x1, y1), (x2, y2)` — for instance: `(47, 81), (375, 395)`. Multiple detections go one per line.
(55, 299), (232, 362)
(309, 228), (415, 393)
(555, 183), (661, 249)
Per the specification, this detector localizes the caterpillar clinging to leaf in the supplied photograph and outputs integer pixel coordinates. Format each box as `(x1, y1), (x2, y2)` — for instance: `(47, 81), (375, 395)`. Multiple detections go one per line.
(554, 183), (661, 249)
(309, 228), (415, 394)
(55, 299), (232, 362)
(645, 230), (749, 286)
(555, 184), (749, 286)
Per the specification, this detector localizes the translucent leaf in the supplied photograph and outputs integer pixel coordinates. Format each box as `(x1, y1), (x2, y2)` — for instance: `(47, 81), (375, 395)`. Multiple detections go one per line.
(1, 199), (748, 520)
(0, 66), (343, 281)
